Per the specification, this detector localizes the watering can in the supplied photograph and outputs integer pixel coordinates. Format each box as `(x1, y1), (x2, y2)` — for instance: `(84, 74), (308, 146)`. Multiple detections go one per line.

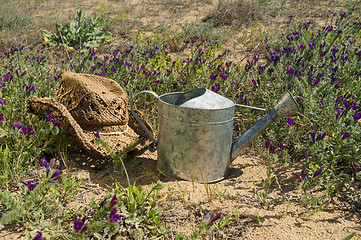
(131, 88), (301, 183)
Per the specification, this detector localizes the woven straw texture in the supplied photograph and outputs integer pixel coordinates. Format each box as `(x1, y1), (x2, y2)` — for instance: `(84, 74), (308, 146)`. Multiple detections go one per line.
(27, 72), (153, 158)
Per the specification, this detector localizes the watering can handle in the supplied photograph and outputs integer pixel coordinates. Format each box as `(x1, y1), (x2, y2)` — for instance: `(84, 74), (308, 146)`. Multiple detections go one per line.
(130, 91), (159, 146)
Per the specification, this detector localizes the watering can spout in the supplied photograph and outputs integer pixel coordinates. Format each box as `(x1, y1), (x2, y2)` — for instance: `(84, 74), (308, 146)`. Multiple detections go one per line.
(230, 90), (302, 160)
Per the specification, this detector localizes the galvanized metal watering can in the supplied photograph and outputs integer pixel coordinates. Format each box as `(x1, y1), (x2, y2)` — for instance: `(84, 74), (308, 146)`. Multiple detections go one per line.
(131, 88), (301, 183)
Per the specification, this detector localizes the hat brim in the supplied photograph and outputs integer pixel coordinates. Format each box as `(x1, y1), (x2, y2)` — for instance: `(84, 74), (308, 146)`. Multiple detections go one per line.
(27, 96), (142, 158)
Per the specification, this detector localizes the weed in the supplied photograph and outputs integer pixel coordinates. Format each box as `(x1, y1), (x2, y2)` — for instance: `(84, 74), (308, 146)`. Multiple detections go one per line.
(254, 167), (279, 207)
(41, 10), (112, 49)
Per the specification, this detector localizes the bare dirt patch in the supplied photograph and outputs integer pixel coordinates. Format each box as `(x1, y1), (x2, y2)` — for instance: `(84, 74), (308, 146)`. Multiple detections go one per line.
(49, 149), (361, 239)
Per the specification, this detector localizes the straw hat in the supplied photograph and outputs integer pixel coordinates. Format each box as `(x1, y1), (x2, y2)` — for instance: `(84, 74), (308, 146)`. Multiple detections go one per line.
(27, 72), (153, 158)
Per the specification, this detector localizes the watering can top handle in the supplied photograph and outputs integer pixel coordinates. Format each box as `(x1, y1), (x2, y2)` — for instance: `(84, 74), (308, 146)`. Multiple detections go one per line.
(130, 91), (159, 146)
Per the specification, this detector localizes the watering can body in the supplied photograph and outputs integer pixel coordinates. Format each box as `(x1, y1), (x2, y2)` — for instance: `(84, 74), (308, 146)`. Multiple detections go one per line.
(131, 88), (301, 183)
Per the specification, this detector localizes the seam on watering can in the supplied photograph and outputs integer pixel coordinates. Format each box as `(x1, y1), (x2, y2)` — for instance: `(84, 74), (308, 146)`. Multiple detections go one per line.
(160, 115), (234, 125)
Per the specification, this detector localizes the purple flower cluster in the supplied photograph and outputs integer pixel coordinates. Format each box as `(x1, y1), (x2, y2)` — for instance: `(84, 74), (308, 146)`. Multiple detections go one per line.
(26, 180), (38, 191)
(0, 98), (5, 122)
(23, 83), (35, 92)
(73, 215), (88, 233)
(296, 167), (323, 181)
(265, 139), (286, 154)
(109, 207), (120, 223)
(43, 113), (60, 127)
(204, 212), (222, 223)
(11, 121), (35, 136)
(310, 132), (327, 143)
(0, 98), (7, 106)
(40, 157), (62, 180)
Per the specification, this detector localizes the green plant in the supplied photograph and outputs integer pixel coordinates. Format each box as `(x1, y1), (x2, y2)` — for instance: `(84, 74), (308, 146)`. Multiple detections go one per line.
(243, 11), (361, 206)
(41, 10), (112, 49)
(254, 167), (279, 207)
(295, 166), (335, 215)
(0, 158), (82, 239)
(0, 46), (64, 187)
(0, 15), (32, 31)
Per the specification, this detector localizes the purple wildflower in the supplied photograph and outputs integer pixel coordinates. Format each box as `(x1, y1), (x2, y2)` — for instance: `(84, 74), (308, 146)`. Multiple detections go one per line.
(40, 158), (49, 169)
(271, 145), (276, 154)
(346, 120), (351, 127)
(279, 142), (284, 150)
(27, 181), (37, 191)
(50, 165), (63, 180)
(0, 98), (6, 106)
(21, 126), (27, 135)
(320, 132), (327, 141)
(336, 108), (342, 119)
(251, 78), (256, 86)
(287, 118), (294, 126)
(52, 118), (60, 127)
(332, 77), (339, 82)
(353, 113), (360, 121)
(3, 74), (9, 82)
(258, 65), (265, 71)
(313, 167), (323, 178)
(320, 50), (328, 57)
(296, 169), (309, 181)
(311, 133), (316, 143)
(265, 139), (270, 149)
(286, 67), (295, 76)
(32, 232), (42, 240)
(44, 113), (51, 122)
(109, 207), (120, 223)
(0, 81), (4, 89)
(109, 194), (118, 207)
(20, 71), (27, 77)
(212, 83), (220, 92)
(341, 132), (350, 140)
(99, 197), (107, 209)
(0, 113), (3, 121)
(93, 131), (100, 138)
(205, 212), (222, 223)
(73, 215), (88, 233)
(20, 126), (35, 136)
(12, 121), (22, 130)
(47, 159), (56, 170)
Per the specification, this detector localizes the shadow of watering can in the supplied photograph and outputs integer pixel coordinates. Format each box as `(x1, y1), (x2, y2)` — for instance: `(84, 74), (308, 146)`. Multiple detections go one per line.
(131, 88), (302, 183)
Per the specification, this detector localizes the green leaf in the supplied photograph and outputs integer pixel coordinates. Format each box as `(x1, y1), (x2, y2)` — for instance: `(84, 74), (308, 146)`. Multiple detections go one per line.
(342, 232), (356, 240)
(51, 126), (59, 135)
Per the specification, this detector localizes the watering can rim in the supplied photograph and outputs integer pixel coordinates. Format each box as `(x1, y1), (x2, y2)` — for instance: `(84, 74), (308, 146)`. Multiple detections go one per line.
(156, 88), (236, 111)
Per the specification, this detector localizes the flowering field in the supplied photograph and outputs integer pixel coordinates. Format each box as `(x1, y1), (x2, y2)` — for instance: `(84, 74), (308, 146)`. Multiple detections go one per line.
(0, 0), (361, 239)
